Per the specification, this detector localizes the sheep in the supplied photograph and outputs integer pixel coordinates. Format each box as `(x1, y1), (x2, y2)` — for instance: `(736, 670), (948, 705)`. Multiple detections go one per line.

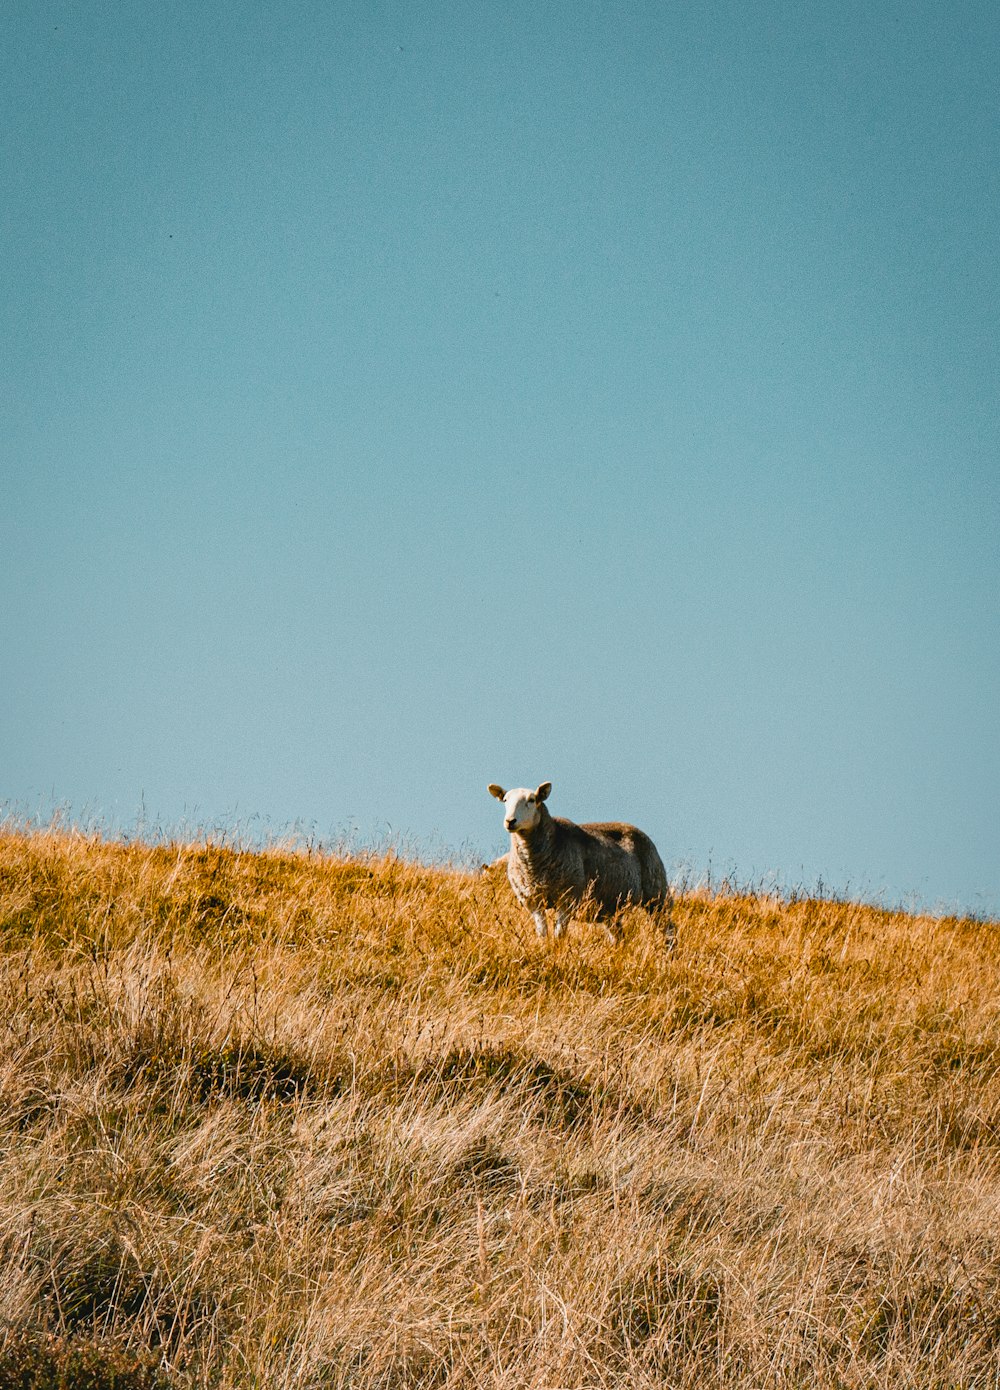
(487, 781), (669, 941)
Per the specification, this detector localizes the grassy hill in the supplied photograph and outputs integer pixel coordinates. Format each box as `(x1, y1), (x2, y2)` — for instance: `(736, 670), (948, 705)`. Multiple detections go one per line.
(1, 828), (999, 1388)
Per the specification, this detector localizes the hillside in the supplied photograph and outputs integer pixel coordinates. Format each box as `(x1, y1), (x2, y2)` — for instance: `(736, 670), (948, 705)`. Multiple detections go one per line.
(1, 828), (999, 1388)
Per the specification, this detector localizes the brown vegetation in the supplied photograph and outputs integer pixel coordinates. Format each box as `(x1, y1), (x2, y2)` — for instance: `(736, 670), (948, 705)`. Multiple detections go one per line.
(1, 827), (999, 1387)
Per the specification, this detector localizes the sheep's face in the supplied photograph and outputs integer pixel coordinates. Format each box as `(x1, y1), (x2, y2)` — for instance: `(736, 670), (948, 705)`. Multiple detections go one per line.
(501, 789), (541, 835)
(488, 782), (552, 836)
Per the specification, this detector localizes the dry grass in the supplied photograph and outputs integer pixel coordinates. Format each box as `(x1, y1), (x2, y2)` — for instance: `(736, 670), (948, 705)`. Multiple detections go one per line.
(1, 827), (999, 1388)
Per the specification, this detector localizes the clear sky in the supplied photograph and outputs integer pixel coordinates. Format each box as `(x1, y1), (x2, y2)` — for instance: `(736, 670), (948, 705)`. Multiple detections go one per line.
(3, 0), (998, 914)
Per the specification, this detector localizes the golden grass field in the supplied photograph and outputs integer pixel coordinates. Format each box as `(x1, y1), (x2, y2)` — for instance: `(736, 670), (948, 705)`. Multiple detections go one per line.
(1, 826), (999, 1388)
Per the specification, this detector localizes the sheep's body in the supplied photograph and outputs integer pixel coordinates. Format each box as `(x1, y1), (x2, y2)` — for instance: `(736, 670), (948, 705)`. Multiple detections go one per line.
(488, 782), (668, 940)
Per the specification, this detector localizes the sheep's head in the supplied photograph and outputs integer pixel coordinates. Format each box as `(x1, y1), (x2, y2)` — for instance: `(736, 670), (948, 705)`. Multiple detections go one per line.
(488, 782), (551, 835)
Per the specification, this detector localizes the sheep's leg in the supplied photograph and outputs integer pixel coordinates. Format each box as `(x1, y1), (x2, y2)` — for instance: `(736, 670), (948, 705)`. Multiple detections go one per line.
(532, 910), (549, 938)
(552, 909), (571, 940)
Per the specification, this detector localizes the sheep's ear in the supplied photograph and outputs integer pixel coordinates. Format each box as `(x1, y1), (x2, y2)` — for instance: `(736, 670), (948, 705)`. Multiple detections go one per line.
(488, 784), (506, 801)
(535, 782), (552, 802)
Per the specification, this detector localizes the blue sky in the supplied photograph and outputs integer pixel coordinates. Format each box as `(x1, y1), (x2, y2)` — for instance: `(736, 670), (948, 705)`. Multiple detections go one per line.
(3, 0), (998, 913)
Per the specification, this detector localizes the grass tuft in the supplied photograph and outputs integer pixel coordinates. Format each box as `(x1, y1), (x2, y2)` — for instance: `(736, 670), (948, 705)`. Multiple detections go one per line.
(0, 1331), (170, 1390)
